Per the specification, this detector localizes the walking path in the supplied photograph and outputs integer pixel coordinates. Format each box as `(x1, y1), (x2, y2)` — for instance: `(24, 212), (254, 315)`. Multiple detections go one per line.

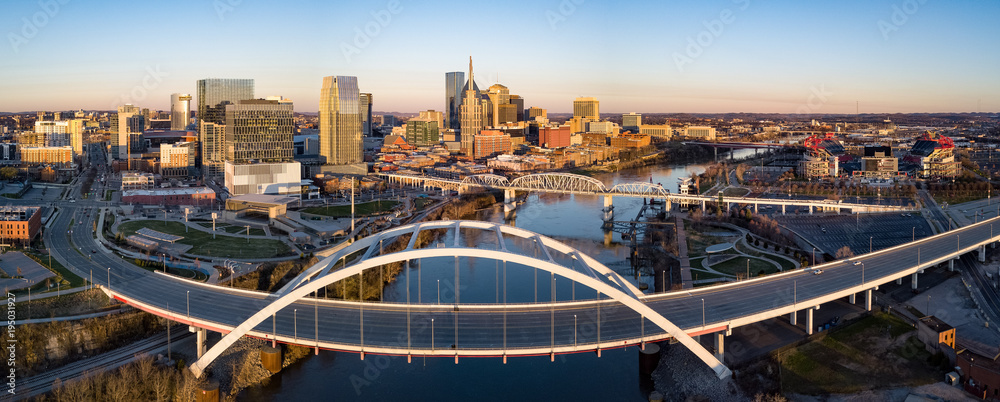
(675, 215), (693, 289)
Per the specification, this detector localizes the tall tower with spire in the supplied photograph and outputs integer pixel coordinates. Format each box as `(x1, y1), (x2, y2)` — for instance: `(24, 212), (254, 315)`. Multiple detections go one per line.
(459, 56), (483, 156)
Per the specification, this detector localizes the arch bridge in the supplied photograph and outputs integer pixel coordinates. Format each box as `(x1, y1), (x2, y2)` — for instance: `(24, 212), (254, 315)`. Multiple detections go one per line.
(188, 220), (730, 378)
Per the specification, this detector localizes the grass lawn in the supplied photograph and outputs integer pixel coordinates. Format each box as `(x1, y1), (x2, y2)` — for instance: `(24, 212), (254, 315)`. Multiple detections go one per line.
(934, 193), (989, 206)
(117, 220), (290, 259)
(302, 200), (400, 218)
(780, 313), (939, 395)
(722, 187), (751, 197)
(710, 255), (777, 276)
(414, 197), (435, 211)
(104, 189), (113, 201)
(25, 250), (86, 288)
(734, 242), (797, 272)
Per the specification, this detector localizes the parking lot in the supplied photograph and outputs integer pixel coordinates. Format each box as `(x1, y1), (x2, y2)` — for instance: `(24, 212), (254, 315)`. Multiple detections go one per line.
(0, 252), (56, 291)
(776, 213), (933, 256)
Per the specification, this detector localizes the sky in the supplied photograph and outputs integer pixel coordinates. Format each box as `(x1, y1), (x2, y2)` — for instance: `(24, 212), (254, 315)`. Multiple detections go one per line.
(1, 0), (998, 114)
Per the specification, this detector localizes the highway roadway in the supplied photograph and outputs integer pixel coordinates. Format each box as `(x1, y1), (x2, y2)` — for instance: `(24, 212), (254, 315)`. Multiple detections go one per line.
(40, 145), (1000, 376)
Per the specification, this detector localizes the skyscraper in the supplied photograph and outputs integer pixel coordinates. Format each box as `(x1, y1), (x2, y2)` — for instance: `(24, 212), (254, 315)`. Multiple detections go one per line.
(200, 121), (227, 178)
(225, 99), (294, 163)
(509, 94), (525, 122)
(112, 104), (142, 161)
(360, 93), (373, 137)
(445, 71), (464, 130)
(196, 79), (254, 126)
(459, 57), (484, 156)
(487, 84), (510, 128)
(573, 97), (600, 120)
(622, 113), (642, 133)
(170, 93), (192, 130)
(319, 76), (364, 171)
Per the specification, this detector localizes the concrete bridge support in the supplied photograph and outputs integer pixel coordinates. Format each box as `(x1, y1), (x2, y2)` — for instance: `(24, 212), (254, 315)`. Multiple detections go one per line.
(806, 308), (814, 335)
(790, 310), (797, 326)
(754, 203), (758, 214)
(191, 326), (207, 359)
(949, 259), (955, 272)
(911, 272), (919, 290)
(504, 189), (517, 220)
(809, 205), (814, 215)
(896, 277), (902, 285)
(865, 289), (873, 312)
(701, 200), (706, 216)
(849, 293), (856, 304)
(782, 205), (786, 215)
(603, 195), (614, 222)
(980, 245), (987, 262)
(664, 198), (672, 212)
(714, 332), (725, 363)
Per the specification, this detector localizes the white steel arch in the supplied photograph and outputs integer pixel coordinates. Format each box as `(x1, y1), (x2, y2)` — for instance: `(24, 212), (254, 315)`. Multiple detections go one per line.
(610, 182), (669, 197)
(509, 173), (608, 193)
(189, 222), (731, 379)
(461, 174), (510, 188)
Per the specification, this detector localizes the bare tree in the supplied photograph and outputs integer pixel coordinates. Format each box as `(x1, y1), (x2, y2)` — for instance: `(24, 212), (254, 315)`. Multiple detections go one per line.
(835, 246), (855, 259)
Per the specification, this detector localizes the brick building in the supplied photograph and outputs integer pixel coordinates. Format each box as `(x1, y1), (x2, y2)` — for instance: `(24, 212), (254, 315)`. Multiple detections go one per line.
(121, 187), (216, 206)
(0, 206), (41, 246)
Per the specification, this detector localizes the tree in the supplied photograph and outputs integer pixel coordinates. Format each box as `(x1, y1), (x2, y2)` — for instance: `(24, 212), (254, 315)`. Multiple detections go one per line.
(835, 246), (855, 259)
(0, 167), (16, 180)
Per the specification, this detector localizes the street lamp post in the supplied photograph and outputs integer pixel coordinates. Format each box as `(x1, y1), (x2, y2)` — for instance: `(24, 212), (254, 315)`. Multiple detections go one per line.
(869, 237), (872, 254)
(107, 267), (111, 291)
(437, 280), (440, 304)
(294, 309), (298, 341)
(186, 290), (190, 322)
(812, 248), (816, 266)
(701, 298), (705, 328)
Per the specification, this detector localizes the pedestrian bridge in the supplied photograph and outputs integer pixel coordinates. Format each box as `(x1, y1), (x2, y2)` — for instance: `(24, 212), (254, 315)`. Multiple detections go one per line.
(382, 172), (913, 215)
(102, 217), (1000, 382)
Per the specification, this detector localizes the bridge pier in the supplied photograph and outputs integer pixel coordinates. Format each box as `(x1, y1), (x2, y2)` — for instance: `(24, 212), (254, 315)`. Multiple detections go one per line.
(754, 203), (758, 214)
(504, 189), (517, 220)
(865, 289), (873, 312)
(782, 205), (786, 215)
(896, 277), (902, 285)
(714, 332), (725, 363)
(949, 259), (955, 272)
(809, 205), (813, 215)
(191, 326), (207, 359)
(603, 195), (614, 222)
(911, 272), (919, 290)
(260, 344), (282, 374)
(806, 308), (814, 335)
(980, 245), (987, 262)
(664, 198), (672, 212)
(701, 200), (706, 216)
(790, 310), (796, 326)
(849, 293), (856, 304)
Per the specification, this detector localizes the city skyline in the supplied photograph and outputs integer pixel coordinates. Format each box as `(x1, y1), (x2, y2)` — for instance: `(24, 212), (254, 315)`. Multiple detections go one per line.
(1, 0), (999, 114)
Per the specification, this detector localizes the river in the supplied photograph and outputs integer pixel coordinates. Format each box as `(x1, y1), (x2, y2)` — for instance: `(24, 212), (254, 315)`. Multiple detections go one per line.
(240, 148), (758, 401)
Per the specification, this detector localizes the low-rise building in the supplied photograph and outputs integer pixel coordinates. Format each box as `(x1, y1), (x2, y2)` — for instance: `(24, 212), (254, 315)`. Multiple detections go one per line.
(224, 161), (302, 197)
(20, 146), (73, 166)
(0, 206), (41, 246)
(122, 172), (156, 190)
(121, 187), (216, 206)
(487, 154), (550, 172)
(609, 133), (651, 148)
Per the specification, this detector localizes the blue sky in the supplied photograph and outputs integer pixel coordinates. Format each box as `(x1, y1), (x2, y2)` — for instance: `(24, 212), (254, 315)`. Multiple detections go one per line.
(1, 0), (998, 114)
